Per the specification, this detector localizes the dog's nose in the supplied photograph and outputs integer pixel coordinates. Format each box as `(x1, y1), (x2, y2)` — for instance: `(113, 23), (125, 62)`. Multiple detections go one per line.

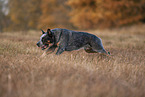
(36, 42), (40, 47)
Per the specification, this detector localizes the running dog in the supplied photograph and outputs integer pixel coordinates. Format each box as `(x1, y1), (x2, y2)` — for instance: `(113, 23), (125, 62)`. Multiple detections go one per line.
(36, 28), (110, 56)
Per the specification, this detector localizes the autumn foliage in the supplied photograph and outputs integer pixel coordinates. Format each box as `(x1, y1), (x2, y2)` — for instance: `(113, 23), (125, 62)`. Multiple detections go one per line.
(67, 0), (145, 29)
(0, 0), (145, 31)
(39, 0), (70, 29)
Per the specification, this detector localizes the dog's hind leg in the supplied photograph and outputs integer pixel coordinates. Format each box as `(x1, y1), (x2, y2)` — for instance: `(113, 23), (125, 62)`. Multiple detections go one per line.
(90, 38), (109, 55)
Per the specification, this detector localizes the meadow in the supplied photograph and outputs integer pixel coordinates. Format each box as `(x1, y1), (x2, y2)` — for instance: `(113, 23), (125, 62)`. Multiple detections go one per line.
(0, 25), (145, 97)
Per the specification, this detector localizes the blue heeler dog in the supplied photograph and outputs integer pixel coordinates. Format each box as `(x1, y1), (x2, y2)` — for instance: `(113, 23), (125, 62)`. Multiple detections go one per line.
(36, 28), (110, 56)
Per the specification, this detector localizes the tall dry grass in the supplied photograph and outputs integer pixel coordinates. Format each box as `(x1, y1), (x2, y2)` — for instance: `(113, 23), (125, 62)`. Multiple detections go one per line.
(0, 25), (145, 97)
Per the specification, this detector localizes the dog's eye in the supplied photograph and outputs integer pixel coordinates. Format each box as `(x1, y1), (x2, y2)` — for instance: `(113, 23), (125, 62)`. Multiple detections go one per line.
(42, 38), (45, 42)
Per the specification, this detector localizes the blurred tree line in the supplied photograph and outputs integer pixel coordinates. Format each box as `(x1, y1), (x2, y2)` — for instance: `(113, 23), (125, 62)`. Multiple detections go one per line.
(0, 0), (145, 31)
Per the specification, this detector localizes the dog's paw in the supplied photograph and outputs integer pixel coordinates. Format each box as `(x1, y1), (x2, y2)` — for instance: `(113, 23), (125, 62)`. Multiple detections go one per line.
(40, 52), (46, 58)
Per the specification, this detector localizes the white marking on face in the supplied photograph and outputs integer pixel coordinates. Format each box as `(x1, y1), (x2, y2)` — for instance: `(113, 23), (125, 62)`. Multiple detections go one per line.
(39, 34), (47, 45)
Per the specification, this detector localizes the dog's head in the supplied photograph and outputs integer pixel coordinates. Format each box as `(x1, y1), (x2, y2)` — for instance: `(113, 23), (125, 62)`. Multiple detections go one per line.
(37, 29), (54, 50)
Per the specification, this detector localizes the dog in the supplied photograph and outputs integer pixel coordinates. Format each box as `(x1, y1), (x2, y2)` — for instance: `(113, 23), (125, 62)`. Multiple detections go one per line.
(36, 28), (110, 56)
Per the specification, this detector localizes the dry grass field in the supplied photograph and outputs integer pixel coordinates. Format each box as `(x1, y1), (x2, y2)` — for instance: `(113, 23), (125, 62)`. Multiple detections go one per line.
(0, 25), (145, 97)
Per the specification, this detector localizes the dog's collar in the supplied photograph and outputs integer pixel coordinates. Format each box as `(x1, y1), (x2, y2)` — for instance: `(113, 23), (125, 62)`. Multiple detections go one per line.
(51, 31), (56, 44)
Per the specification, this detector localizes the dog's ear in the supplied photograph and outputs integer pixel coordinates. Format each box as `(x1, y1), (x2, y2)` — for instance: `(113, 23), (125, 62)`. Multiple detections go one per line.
(41, 29), (45, 34)
(47, 28), (52, 37)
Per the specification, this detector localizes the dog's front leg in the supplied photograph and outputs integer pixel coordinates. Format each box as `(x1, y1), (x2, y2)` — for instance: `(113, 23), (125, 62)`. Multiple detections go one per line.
(41, 45), (57, 57)
(46, 45), (57, 54)
(55, 35), (68, 55)
(41, 52), (47, 58)
(56, 46), (65, 55)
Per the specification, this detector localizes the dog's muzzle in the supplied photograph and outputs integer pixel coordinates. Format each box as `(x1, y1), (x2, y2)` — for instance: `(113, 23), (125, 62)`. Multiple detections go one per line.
(36, 41), (49, 50)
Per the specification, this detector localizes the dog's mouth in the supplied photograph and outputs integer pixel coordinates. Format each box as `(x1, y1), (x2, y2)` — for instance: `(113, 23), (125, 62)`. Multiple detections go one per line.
(40, 44), (49, 50)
